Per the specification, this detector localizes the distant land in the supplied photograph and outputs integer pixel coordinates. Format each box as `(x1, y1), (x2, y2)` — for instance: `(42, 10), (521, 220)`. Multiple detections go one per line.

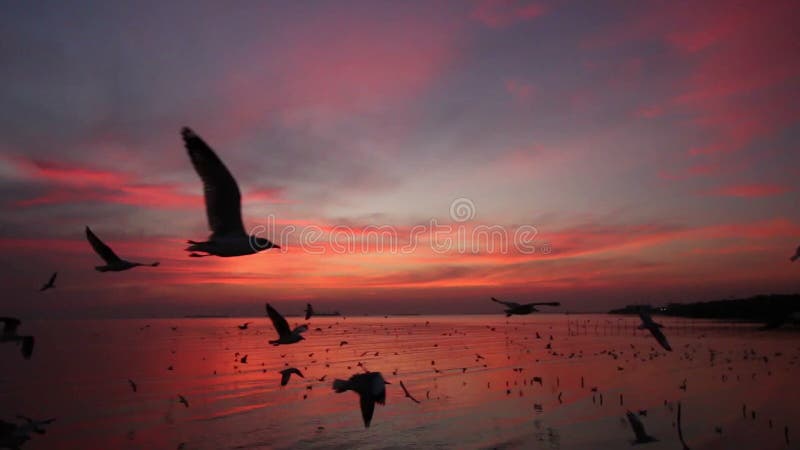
(609, 294), (800, 324)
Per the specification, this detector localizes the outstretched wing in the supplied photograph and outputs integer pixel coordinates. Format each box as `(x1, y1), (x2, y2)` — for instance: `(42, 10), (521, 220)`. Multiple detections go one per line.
(399, 380), (420, 403)
(359, 396), (376, 427)
(491, 297), (521, 308)
(0, 317), (21, 335)
(626, 411), (650, 442)
(648, 325), (672, 351)
(85, 227), (122, 264)
(182, 127), (245, 238)
(48, 272), (57, 285)
(266, 304), (291, 338)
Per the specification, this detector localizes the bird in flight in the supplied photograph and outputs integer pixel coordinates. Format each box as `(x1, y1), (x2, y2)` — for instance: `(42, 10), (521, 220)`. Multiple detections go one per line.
(237, 322), (252, 330)
(637, 310), (672, 351)
(266, 304), (307, 345)
(490, 297), (560, 316)
(0, 317), (35, 359)
(305, 303), (314, 321)
(85, 227), (159, 272)
(178, 395), (189, 408)
(790, 245), (800, 262)
(128, 379), (137, 393)
(181, 127), (279, 258)
(280, 368), (304, 386)
(39, 272), (57, 292)
(399, 380), (421, 404)
(333, 372), (389, 428)
(626, 410), (657, 444)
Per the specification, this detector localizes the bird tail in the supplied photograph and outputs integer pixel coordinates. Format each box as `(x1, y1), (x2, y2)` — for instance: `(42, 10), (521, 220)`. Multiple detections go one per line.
(332, 379), (349, 392)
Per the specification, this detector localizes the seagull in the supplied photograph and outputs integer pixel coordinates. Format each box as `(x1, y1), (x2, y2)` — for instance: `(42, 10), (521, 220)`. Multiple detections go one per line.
(0, 416), (55, 448)
(266, 304), (307, 345)
(305, 303), (314, 320)
(280, 368), (304, 386)
(39, 272), (57, 291)
(399, 380), (421, 404)
(181, 127), (279, 257)
(85, 227), (159, 272)
(626, 410), (657, 444)
(128, 379), (137, 393)
(637, 310), (672, 351)
(490, 297), (560, 316)
(237, 322), (252, 330)
(178, 395), (189, 408)
(0, 317), (34, 359)
(333, 372), (389, 428)
(790, 245), (800, 262)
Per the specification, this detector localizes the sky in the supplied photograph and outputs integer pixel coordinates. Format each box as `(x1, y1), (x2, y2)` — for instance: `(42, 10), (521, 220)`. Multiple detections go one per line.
(0, 0), (798, 318)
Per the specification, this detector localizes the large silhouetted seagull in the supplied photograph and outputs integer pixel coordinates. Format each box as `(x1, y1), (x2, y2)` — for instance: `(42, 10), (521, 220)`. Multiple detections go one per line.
(491, 297), (560, 316)
(638, 310), (672, 351)
(791, 245), (800, 262)
(182, 127), (279, 257)
(0, 416), (54, 449)
(39, 272), (57, 292)
(266, 304), (307, 345)
(333, 372), (389, 428)
(626, 410), (657, 444)
(280, 368), (304, 386)
(85, 227), (159, 272)
(0, 317), (34, 359)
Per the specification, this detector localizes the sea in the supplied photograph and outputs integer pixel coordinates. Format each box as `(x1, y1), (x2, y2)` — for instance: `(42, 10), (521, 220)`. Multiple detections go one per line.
(1, 314), (798, 449)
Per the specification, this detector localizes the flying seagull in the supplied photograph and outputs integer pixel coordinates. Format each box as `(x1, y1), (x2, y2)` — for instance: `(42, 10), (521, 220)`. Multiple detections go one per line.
(626, 410), (657, 444)
(266, 304), (307, 345)
(182, 127), (279, 257)
(280, 368), (304, 386)
(0, 317), (34, 359)
(790, 245), (800, 262)
(128, 379), (137, 393)
(39, 272), (57, 292)
(85, 227), (159, 272)
(490, 297), (560, 316)
(637, 310), (672, 351)
(178, 395), (189, 408)
(0, 416), (55, 449)
(237, 322), (252, 330)
(333, 372), (389, 428)
(399, 380), (421, 404)
(304, 303), (314, 321)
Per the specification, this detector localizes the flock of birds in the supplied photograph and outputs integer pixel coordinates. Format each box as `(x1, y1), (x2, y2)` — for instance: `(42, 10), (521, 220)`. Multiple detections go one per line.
(2, 127), (799, 448)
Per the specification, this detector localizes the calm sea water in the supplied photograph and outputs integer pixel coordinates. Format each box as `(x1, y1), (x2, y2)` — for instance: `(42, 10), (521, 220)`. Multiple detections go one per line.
(1, 314), (798, 449)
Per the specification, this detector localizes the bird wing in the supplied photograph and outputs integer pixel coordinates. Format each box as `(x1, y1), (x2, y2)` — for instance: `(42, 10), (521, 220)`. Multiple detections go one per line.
(359, 396), (376, 427)
(48, 272), (57, 285)
(280, 371), (291, 386)
(648, 325), (672, 351)
(293, 324), (309, 334)
(182, 127), (246, 238)
(491, 297), (521, 308)
(305, 303), (313, 320)
(85, 227), (122, 264)
(0, 317), (21, 335)
(266, 304), (292, 338)
(627, 411), (649, 441)
(399, 381), (420, 403)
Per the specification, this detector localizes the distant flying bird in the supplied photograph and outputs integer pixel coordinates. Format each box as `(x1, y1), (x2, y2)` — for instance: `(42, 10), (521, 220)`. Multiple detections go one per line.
(790, 245), (800, 262)
(0, 317), (34, 359)
(305, 303), (314, 320)
(333, 372), (389, 428)
(280, 368), (304, 386)
(637, 310), (672, 351)
(39, 272), (57, 292)
(178, 395), (189, 408)
(399, 380), (421, 404)
(490, 297), (560, 316)
(237, 322), (252, 330)
(1, 416), (55, 448)
(128, 379), (137, 393)
(181, 127), (279, 257)
(266, 304), (307, 345)
(626, 410), (657, 444)
(85, 227), (159, 272)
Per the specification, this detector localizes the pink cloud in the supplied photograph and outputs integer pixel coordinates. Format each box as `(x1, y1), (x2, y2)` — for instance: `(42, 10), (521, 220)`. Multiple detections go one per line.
(471, 0), (546, 28)
(703, 183), (790, 198)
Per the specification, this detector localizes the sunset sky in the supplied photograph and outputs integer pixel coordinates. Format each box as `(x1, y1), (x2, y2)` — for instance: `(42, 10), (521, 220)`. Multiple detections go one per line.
(0, 0), (797, 318)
